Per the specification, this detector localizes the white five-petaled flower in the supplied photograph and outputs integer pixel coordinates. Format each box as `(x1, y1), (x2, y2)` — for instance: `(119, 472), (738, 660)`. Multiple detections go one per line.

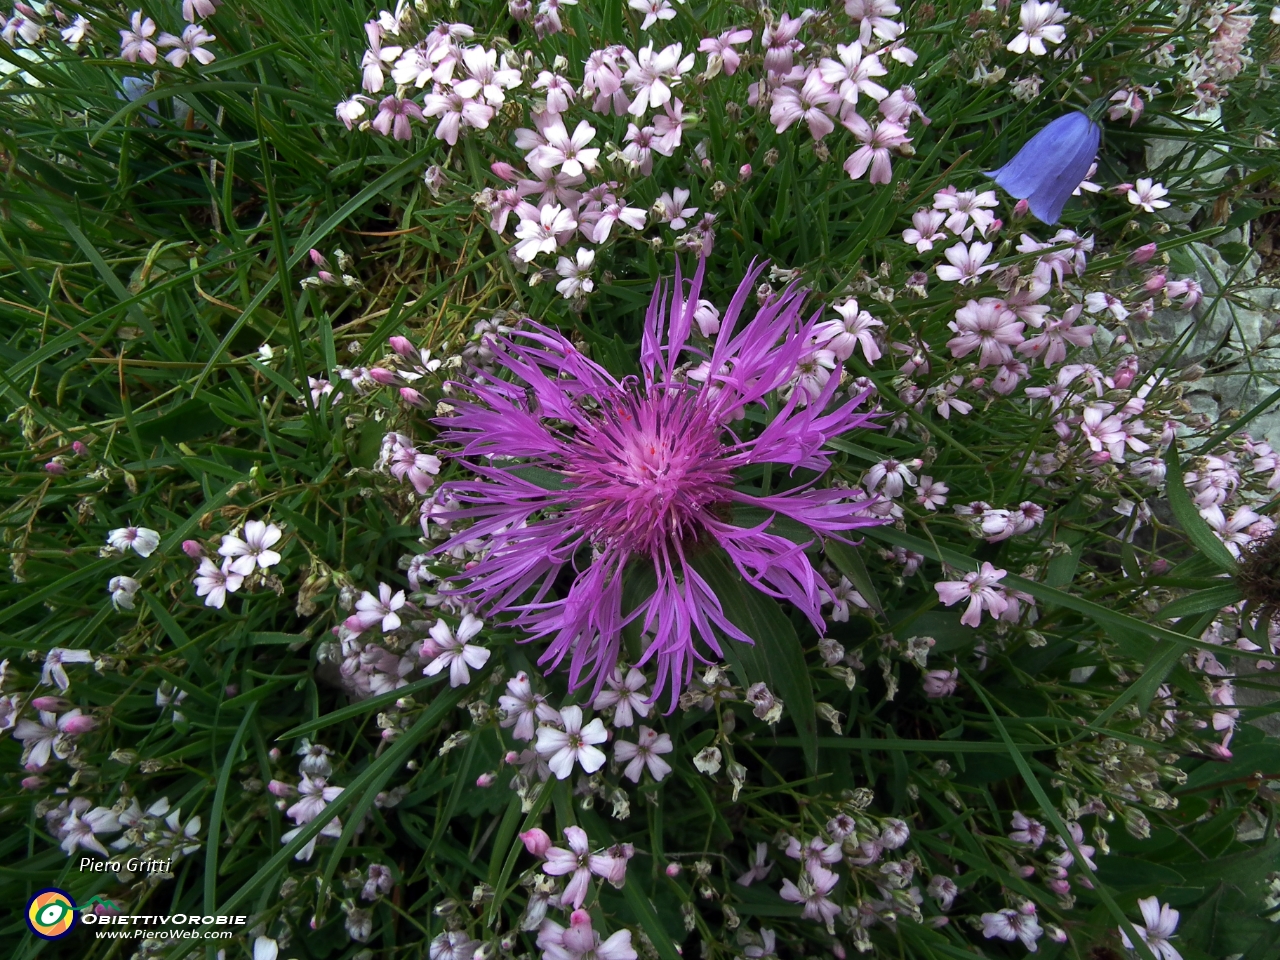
(59, 806), (121, 857)
(42, 648), (95, 691)
(541, 825), (619, 909)
(1126, 178), (1170, 213)
(218, 520), (283, 574)
(592, 667), (652, 727)
(193, 557), (244, 609)
(119, 12), (157, 64)
(613, 725), (673, 782)
(423, 614), (490, 687)
(1007, 1), (1069, 56)
(158, 23), (216, 67)
(107, 525), (162, 557)
(982, 905), (1044, 952)
(555, 248), (596, 299)
(498, 671), (559, 740)
(349, 583), (407, 634)
(1120, 896), (1183, 960)
(529, 120), (600, 178)
(629, 0), (676, 30)
(935, 241), (996, 285)
(535, 705), (607, 780)
(512, 203), (577, 262)
(108, 576), (141, 611)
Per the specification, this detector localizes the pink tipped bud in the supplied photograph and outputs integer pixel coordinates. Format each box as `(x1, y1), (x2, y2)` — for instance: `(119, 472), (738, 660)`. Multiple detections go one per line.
(1144, 270), (1167, 293)
(32, 696), (69, 711)
(61, 714), (98, 735)
(476, 772), (497, 788)
(388, 335), (416, 359)
(1148, 558), (1169, 576)
(225, 684), (239, 697)
(968, 377), (986, 389)
(344, 614), (368, 635)
(834, 945), (847, 960)
(738, 163), (752, 182)
(1047, 878), (1071, 895)
(928, 916), (950, 928)
(368, 367), (397, 385)
(491, 161), (520, 182)
(268, 779), (298, 798)
(45, 461), (67, 476)
(181, 540), (205, 559)
(1012, 199), (1030, 219)
(519, 828), (552, 857)
(317, 270), (336, 284)
(21, 775), (46, 790)
(987, 218), (1003, 236)
(504, 750), (521, 764)
(72, 441), (88, 456)
(14, 1), (35, 16)
(400, 387), (427, 408)
(665, 863), (682, 877)
(309, 248), (329, 267)
(381, 728), (397, 740)
(1130, 242), (1157, 264)
(1112, 356), (1138, 389)
(269, 747), (282, 761)
(1052, 420), (1073, 441)
(419, 638), (442, 661)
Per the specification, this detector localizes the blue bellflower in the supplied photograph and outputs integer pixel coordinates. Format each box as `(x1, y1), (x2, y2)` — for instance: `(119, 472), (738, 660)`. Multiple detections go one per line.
(987, 112), (1101, 225)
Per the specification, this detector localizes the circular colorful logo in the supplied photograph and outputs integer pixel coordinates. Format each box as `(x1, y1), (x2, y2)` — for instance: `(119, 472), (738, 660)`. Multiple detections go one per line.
(27, 888), (77, 940)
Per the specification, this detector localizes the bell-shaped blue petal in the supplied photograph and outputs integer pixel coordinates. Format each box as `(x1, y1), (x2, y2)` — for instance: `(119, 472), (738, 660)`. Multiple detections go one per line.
(986, 111), (1101, 225)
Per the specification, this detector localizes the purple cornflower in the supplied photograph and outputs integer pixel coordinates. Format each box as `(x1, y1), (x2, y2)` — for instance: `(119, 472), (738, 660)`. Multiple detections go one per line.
(987, 111), (1101, 225)
(432, 259), (883, 706)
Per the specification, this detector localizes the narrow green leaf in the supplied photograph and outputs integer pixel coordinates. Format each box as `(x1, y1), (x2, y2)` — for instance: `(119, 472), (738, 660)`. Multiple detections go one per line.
(825, 539), (884, 617)
(1155, 582), (1242, 620)
(205, 704), (257, 917)
(1164, 444), (1238, 572)
(622, 880), (684, 960)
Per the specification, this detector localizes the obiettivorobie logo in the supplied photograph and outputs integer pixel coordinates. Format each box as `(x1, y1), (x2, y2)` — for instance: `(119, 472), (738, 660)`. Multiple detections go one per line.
(26, 889), (121, 940)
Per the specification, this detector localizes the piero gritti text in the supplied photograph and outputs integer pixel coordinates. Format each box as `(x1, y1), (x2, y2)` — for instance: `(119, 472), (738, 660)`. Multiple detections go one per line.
(79, 856), (172, 874)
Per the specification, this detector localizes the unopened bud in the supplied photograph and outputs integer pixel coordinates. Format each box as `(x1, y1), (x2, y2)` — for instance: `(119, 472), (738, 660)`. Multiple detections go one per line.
(1129, 242), (1157, 264)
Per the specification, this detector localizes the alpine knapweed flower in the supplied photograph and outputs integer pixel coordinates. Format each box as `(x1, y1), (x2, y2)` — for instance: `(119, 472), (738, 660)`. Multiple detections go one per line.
(987, 112), (1101, 225)
(432, 259), (883, 706)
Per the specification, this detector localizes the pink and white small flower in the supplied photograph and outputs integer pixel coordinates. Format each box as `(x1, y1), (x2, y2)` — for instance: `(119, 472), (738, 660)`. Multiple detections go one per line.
(814, 298), (883, 363)
(59, 805), (121, 857)
(819, 41), (888, 106)
(948, 298), (1025, 367)
(158, 23), (216, 67)
(556, 248), (596, 299)
(592, 667), (652, 727)
(780, 865), (841, 934)
(1009, 811), (1046, 847)
(107, 525), (161, 557)
(935, 242), (996, 285)
(629, 0), (675, 30)
(542, 826), (615, 908)
(1007, 1), (1069, 56)
(119, 12), (157, 64)
(219, 520), (283, 574)
(1120, 897), (1182, 960)
(916, 476), (949, 510)
(922, 668), (958, 697)
(194, 557), (244, 609)
(698, 28), (752, 77)
(903, 209), (946, 252)
(935, 562), (1009, 627)
(513, 203), (577, 262)
(770, 72), (839, 139)
(982, 904), (1044, 951)
(423, 614), (489, 686)
(371, 96), (424, 140)
(614, 725), (673, 782)
(42, 648), (94, 692)
(347, 583), (407, 634)
(841, 114), (909, 185)
(1127, 178), (1171, 213)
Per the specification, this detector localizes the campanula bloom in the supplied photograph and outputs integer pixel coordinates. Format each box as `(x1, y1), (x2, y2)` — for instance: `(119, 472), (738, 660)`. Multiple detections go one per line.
(987, 112), (1101, 225)
(431, 259), (883, 706)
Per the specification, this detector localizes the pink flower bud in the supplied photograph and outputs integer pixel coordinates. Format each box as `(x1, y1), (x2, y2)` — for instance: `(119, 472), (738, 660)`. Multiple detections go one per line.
(61, 714), (98, 735)
(309, 249), (329, 268)
(739, 163), (752, 182)
(928, 916), (951, 928)
(476, 772), (497, 788)
(1148, 558), (1169, 575)
(491, 161), (519, 182)
(1129, 242), (1157, 264)
(21, 775), (46, 790)
(45, 461), (67, 476)
(1012, 199), (1030, 219)
(1144, 270), (1167, 293)
(987, 218), (1003, 236)
(268, 779), (298, 798)
(31, 696), (69, 711)
(419, 638), (442, 661)
(1112, 356), (1138, 389)
(834, 945), (847, 960)
(181, 540), (205, 559)
(968, 377), (986, 389)
(269, 747), (282, 761)
(72, 441), (88, 456)
(368, 367), (398, 385)
(1052, 420), (1073, 441)
(519, 828), (552, 857)
(1047, 878), (1071, 895)
(1113, 182), (1134, 194)
(400, 387), (427, 408)
(665, 863), (682, 877)
(388, 336), (416, 359)
(317, 270), (336, 284)
(225, 684), (239, 697)
(381, 728), (397, 740)
(504, 750), (521, 764)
